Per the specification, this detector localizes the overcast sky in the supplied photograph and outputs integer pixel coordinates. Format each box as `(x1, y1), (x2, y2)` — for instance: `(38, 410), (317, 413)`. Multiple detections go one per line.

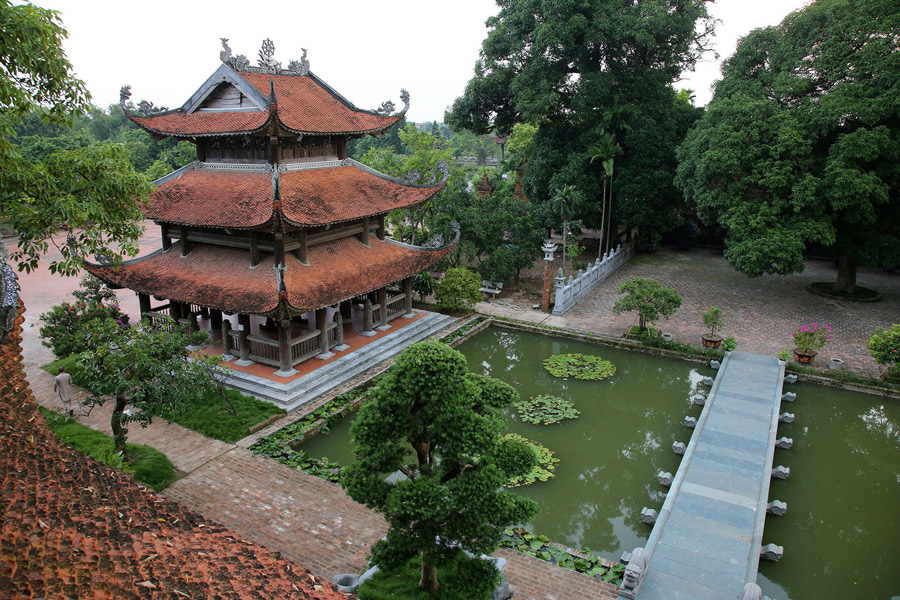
(40, 0), (810, 123)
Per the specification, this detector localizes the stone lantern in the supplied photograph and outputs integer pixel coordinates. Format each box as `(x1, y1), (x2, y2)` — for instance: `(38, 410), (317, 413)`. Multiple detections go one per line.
(541, 241), (557, 312)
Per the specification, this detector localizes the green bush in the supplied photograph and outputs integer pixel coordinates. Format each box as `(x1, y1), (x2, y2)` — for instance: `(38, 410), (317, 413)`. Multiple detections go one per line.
(357, 555), (499, 600)
(612, 277), (682, 331)
(435, 267), (482, 312)
(412, 270), (435, 301)
(868, 324), (900, 371)
(40, 299), (123, 358)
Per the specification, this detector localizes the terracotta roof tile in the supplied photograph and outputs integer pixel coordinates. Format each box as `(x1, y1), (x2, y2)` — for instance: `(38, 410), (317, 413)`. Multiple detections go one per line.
(85, 245), (280, 315)
(242, 72), (402, 135)
(129, 109), (269, 137)
(146, 169), (274, 228)
(285, 237), (454, 312)
(0, 304), (345, 600)
(280, 165), (442, 226)
(86, 237), (453, 315)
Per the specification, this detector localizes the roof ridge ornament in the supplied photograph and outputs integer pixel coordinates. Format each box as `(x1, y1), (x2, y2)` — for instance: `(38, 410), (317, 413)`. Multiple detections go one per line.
(257, 38), (281, 73)
(288, 49), (310, 76)
(375, 89), (410, 116)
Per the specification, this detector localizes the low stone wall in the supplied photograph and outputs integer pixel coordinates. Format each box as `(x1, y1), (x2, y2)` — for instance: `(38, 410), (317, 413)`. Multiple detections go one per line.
(552, 243), (633, 316)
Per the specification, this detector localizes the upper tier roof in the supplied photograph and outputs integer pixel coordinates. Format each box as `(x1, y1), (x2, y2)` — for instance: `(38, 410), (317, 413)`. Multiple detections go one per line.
(146, 159), (446, 228)
(126, 62), (405, 138)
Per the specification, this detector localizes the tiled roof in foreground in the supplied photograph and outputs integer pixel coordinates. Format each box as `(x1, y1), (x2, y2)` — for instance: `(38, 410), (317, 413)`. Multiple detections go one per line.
(144, 161), (443, 228)
(85, 236), (454, 315)
(0, 305), (345, 600)
(129, 109), (269, 137)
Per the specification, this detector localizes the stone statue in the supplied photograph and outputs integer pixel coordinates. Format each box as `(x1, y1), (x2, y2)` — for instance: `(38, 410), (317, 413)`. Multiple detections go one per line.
(400, 88), (410, 111)
(0, 246), (20, 337)
(231, 54), (250, 70)
(119, 85), (132, 105)
(619, 547), (648, 599)
(375, 100), (395, 115)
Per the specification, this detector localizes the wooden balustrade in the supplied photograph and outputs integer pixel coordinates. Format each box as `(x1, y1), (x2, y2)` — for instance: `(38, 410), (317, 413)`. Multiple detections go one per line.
(385, 293), (406, 322)
(246, 334), (280, 367)
(290, 329), (321, 364)
(326, 321), (339, 346)
(145, 310), (175, 332)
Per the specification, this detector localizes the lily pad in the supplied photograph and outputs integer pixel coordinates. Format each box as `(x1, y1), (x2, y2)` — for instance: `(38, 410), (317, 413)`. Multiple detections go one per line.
(514, 394), (580, 425)
(503, 433), (559, 487)
(543, 353), (616, 380)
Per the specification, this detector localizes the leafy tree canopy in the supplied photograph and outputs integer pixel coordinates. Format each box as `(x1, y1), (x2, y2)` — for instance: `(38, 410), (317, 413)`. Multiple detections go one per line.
(0, 2), (156, 275)
(612, 277), (682, 331)
(675, 0), (900, 293)
(343, 341), (538, 596)
(446, 0), (713, 236)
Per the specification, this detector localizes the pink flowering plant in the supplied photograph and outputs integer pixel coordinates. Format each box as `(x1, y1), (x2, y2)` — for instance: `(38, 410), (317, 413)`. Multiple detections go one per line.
(793, 322), (833, 353)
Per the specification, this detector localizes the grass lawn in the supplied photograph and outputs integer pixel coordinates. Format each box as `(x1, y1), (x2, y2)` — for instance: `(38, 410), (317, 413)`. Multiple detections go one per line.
(43, 358), (285, 444)
(40, 407), (178, 491)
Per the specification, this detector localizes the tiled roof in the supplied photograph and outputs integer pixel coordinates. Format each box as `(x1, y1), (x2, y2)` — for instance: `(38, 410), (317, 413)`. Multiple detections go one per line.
(85, 236), (454, 315)
(146, 168), (274, 228)
(129, 71), (401, 138)
(144, 162), (442, 228)
(242, 72), (402, 135)
(280, 164), (442, 226)
(0, 304), (345, 600)
(285, 237), (454, 312)
(129, 109), (269, 137)
(85, 245), (280, 315)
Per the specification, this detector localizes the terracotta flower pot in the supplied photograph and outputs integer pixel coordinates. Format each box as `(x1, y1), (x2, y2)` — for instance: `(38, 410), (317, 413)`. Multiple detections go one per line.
(793, 349), (817, 365)
(701, 335), (723, 349)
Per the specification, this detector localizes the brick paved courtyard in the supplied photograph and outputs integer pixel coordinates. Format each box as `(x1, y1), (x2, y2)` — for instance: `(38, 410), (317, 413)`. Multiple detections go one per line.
(491, 246), (900, 377)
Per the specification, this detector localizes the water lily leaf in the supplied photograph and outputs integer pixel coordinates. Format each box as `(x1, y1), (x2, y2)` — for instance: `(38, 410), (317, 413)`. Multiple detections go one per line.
(543, 353), (616, 380)
(503, 433), (559, 487)
(514, 395), (580, 425)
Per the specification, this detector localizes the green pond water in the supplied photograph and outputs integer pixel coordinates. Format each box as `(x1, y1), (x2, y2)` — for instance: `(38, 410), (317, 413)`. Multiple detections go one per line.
(300, 327), (900, 600)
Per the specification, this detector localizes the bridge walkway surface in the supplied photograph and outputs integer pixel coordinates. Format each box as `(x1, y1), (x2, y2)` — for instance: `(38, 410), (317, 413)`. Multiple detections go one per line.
(629, 351), (786, 600)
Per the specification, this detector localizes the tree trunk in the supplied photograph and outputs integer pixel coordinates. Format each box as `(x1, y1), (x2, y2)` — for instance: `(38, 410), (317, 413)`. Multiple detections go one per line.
(110, 392), (129, 461)
(833, 255), (857, 294)
(419, 554), (439, 593)
(598, 177), (608, 258)
(561, 216), (568, 276)
(606, 174), (614, 252)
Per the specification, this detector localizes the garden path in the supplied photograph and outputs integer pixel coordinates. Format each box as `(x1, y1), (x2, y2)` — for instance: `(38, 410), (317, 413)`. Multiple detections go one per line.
(485, 247), (900, 377)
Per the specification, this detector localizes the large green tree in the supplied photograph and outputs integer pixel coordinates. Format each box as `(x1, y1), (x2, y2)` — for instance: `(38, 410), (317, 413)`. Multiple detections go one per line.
(1, 2), (152, 276)
(446, 0), (713, 239)
(343, 341), (537, 597)
(676, 0), (900, 293)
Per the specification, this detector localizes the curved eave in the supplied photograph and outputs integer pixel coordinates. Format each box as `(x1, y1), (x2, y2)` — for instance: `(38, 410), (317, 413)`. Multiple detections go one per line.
(126, 110), (270, 139)
(275, 112), (404, 137)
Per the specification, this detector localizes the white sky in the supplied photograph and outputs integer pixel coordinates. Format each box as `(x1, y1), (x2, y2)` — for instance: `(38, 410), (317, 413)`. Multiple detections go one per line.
(39, 0), (810, 122)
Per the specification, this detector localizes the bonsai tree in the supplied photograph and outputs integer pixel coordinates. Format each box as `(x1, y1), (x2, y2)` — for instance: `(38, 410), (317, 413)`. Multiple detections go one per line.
(701, 307), (725, 347)
(612, 277), (682, 335)
(343, 341), (538, 598)
(435, 267), (482, 312)
(77, 317), (224, 460)
(868, 324), (900, 377)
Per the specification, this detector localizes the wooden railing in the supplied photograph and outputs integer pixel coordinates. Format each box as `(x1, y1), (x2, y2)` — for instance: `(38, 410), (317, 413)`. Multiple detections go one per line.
(385, 293), (406, 322)
(149, 303), (171, 317)
(290, 329), (321, 364)
(145, 310), (175, 332)
(327, 321), (339, 346)
(246, 334), (280, 367)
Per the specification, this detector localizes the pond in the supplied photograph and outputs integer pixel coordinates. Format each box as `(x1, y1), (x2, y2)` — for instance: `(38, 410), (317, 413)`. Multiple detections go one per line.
(299, 326), (900, 600)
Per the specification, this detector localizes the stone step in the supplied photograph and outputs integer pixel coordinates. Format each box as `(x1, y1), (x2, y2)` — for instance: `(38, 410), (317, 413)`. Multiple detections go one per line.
(222, 312), (456, 410)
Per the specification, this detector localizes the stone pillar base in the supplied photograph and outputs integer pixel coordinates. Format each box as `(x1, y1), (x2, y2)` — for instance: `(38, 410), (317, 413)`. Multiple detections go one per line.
(274, 368), (297, 378)
(316, 351), (335, 360)
(376, 324), (392, 331)
(359, 330), (377, 337)
(333, 344), (350, 352)
(234, 359), (255, 367)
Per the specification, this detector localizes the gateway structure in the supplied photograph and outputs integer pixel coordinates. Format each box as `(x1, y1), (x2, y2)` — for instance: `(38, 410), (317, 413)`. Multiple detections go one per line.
(88, 40), (454, 378)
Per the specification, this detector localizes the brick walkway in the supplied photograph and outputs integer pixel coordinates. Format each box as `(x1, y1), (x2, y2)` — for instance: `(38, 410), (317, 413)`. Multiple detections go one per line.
(486, 247), (900, 377)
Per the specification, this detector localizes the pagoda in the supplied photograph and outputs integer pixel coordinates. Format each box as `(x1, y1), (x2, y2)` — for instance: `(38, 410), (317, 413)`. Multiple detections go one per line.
(87, 39), (454, 378)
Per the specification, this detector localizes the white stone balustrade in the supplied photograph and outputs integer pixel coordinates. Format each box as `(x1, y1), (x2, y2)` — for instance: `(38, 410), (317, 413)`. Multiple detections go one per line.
(551, 243), (632, 315)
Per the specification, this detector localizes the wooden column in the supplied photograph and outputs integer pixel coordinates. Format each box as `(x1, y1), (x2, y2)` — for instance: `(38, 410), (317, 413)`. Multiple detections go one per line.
(361, 299), (375, 336)
(161, 223), (172, 252)
(359, 217), (370, 246)
(180, 226), (190, 257)
(222, 320), (232, 356)
(376, 215), (385, 241)
(333, 312), (345, 348)
(277, 319), (293, 374)
(403, 277), (413, 315)
(316, 307), (329, 355)
(377, 287), (388, 328)
(138, 293), (151, 318)
(238, 313), (251, 362)
(210, 308), (223, 332)
(169, 302), (182, 320)
(249, 232), (261, 267)
(295, 229), (309, 265)
(339, 299), (352, 319)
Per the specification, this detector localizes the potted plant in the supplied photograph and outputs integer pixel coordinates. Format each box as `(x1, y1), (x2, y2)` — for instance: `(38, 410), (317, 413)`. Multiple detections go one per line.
(792, 322), (833, 364)
(701, 307), (724, 348)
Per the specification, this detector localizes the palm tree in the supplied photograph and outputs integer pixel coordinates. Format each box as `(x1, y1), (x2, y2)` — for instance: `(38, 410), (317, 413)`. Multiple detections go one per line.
(597, 96), (633, 254)
(550, 185), (578, 275)
(588, 132), (622, 257)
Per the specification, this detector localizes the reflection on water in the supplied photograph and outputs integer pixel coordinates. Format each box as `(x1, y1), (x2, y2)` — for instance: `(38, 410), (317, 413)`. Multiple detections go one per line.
(300, 327), (900, 599)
